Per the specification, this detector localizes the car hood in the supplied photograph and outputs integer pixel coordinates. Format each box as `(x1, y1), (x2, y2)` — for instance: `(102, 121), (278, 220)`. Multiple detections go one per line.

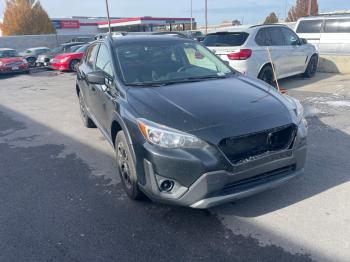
(127, 75), (297, 144)
(0, 57), (24, 64)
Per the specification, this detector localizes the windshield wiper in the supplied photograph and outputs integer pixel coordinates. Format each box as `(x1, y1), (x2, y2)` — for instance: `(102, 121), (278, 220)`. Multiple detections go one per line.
(127, 74), (233, 87)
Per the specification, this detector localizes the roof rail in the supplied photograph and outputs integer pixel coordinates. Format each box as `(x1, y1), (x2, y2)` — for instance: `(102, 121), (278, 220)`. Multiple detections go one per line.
(249, 23), (288, 28)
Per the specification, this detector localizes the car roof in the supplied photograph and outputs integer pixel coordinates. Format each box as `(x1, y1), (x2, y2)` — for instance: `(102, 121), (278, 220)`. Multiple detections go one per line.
(61, 42), (85, 47)
(27, 47), (50, 51)
(0, 48), (15, 51)
(110, 35), (193, 46)
(298, 15), (350, 21)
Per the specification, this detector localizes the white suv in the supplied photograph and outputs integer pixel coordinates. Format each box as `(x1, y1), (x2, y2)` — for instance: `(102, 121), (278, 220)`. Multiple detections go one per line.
(203, 24), (318, 85)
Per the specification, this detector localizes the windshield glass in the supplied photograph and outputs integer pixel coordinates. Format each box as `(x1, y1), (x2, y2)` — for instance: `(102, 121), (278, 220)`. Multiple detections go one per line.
(0, 50), (19, 58)
(203, 32), (249, 47)
(75, 45), (88, 53)
(69, 45), (83, 52)
(115, 41), (233, 86)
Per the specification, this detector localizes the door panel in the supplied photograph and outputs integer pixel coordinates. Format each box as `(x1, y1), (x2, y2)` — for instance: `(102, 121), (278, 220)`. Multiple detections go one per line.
(89, 44), (116, 132)
(281, 27), (308, 74)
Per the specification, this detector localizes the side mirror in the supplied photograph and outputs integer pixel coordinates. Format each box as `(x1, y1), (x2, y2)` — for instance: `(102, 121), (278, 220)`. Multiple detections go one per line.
(86, 71), (105, 85)
(300, 38), (308, 45)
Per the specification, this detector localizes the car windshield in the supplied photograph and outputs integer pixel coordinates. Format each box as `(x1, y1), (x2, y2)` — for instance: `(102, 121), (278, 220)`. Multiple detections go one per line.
(75, 45), (88, 53)
(51, 46), (63, 53)
(0, 50), (19, 58)
(203, 32), (249, 47)
(69, 45), (83, 52)
(115, 41), (233, 86)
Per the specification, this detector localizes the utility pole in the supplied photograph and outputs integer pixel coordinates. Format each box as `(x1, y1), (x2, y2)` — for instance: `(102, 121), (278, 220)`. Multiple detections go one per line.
(205, 0), (208, 35)
(190, 0), (193, 31)
(105, 0), (112, 33)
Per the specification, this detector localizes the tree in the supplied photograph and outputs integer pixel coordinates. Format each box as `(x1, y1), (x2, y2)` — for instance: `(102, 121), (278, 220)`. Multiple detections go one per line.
(286, 0), (318, 22)
(264, 12), (279, 24)
(0, 0), (55, 36)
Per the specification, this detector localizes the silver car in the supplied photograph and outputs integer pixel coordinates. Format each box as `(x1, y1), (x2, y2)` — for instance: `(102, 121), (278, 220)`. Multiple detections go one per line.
(203, 24), (319, 85)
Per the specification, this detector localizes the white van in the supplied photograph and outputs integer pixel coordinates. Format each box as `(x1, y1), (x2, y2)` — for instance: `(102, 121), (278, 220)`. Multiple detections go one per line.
(295, 16), (350, 55)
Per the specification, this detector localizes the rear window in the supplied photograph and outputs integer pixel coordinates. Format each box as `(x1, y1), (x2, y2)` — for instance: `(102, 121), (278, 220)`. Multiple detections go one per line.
(296, 20), (323, 33)
(203, 32), (249, 47)
(324, 19), (350, 33)
(0, 50), (18, 58)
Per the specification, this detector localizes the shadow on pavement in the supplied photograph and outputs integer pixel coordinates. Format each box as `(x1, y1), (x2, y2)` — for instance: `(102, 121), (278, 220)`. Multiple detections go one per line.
(0, 105), (315, 262)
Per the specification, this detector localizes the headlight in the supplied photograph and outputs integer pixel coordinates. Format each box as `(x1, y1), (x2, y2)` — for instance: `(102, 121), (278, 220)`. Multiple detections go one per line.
(294, 99), (304, 123)
(284, 95), (304, 123)
(137, 118), (206, 149)
(60, 57), (70, 63)
(0, 61), (3, 66)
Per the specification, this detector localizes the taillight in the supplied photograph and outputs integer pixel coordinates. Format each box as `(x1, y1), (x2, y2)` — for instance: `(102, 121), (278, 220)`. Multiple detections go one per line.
(227, 49), (252, 60)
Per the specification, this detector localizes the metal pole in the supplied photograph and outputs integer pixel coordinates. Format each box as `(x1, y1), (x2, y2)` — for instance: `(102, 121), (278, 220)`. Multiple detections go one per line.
(190, 0), (193, 31)
(105, 0), (112, 33)
(205, 0), (208, 35)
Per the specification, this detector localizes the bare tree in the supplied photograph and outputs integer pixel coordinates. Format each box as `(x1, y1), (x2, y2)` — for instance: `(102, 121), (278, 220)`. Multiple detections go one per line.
(264, 12), (279, 24)
(286, 0), (319, 22)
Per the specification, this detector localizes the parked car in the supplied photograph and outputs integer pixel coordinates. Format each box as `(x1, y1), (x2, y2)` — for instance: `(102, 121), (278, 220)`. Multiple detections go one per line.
(295, 15), (350, 55)
(36, 42), (85, 67)
(0, 48), (29, 74)
(51, 45), (88, 72)
(76, 35), (308, 208)
(203, 24), (318, 85)
(19, 47), (51, 67)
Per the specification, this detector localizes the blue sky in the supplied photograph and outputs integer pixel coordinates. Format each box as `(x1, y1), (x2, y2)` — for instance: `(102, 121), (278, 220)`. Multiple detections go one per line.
(0, 0), (349, 25)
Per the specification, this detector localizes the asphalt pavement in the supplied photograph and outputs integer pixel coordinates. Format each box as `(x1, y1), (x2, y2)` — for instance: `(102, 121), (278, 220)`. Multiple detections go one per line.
(0, 70), (349, 262)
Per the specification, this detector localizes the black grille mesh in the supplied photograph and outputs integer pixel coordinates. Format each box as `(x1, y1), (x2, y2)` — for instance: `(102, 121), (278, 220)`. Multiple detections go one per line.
(219, 124), (297, 164)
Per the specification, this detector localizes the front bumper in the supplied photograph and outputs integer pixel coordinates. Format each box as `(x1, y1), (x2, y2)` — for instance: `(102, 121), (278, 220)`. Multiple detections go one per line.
(51, 62), (69, 71)
(141, 144), (306, 208)
(0, 65), (29, 73)
(137, 118), (308, 208)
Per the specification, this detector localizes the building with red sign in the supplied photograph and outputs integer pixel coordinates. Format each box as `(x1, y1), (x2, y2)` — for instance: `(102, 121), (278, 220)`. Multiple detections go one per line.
(50, 16), (196, 36)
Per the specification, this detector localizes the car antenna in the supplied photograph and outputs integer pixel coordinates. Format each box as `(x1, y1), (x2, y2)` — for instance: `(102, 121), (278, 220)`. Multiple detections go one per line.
(104, 0), (112, 34)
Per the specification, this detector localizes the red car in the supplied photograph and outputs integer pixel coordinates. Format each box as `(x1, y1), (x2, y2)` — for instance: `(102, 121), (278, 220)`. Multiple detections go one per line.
(51, 45), (88, 72)
(0, 48), (29, 74)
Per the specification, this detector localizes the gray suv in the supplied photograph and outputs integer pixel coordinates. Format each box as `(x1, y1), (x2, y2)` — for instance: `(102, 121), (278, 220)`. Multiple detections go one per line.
(76, 34), (308, 208)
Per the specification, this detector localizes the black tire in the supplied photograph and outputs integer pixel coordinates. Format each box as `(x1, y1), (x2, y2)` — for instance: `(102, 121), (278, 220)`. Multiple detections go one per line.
(116, 131), (144, 200)
(26, 57), (36, 67)
(69, 59), (79, 72)
(258, 64), (275, 86)
(78, 92), (96, 128)
(304, 55), (318, 78)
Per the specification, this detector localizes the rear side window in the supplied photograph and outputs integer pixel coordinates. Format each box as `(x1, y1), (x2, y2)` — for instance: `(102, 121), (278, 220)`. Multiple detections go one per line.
(296, 20), (323, 33)
(203, 32), (249, 47)
(255, 27), (286, 46)
(324, 19), (350, 33)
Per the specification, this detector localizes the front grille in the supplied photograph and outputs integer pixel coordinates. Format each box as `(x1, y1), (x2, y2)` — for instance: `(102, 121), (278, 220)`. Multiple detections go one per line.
(221, 165), (296, 194)
(219, 124), (297, 165)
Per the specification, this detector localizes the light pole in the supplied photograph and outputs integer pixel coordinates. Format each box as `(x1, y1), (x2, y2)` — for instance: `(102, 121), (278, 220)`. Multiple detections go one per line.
(190, 0), (193, 31)
(205, 0), (208, 35)
(105, 0), (112, 33)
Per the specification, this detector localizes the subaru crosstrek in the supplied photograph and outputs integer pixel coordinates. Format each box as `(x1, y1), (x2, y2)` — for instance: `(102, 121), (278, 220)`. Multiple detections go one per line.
(76, 34), (307, 208)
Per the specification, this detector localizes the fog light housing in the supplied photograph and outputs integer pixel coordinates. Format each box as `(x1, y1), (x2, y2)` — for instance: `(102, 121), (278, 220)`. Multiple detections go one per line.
(159, 180), (174, 192)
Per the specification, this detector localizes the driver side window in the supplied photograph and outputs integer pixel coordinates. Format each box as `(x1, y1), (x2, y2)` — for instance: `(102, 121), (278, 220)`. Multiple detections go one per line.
(281, 28), (300, 46)
(95, 44), (114, 85)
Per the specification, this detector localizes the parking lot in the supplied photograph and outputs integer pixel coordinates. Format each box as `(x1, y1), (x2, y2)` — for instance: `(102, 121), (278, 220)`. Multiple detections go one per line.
(0, 70), (349, 262)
